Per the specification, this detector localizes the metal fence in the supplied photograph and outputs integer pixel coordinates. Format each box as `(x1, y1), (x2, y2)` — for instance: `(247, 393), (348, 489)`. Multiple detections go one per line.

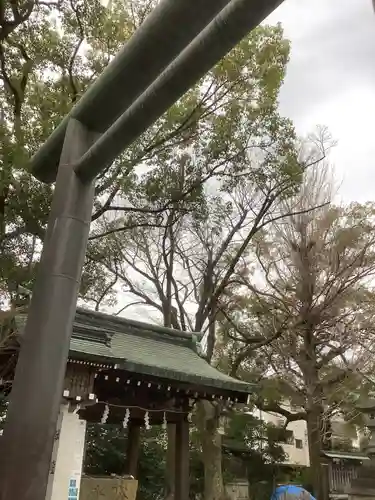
(328, 463), (360, 494)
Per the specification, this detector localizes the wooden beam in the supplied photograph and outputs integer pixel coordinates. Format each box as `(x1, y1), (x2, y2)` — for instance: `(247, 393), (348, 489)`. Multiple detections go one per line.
(125, 422), (141, 478)
(166, 424), (176, 500)
(175, 419), (189, 500)
(94, 369), (248, 404)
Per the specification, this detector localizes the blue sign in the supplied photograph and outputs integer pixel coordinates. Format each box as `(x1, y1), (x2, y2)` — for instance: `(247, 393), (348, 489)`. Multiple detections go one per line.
(68, 479), (78, 500)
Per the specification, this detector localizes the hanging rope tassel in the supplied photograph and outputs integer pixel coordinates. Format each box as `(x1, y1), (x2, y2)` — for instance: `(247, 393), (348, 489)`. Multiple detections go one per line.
(162, 411), (167, 430)
(100, 404), (110, 424)
(144, 411), (151, 430)
(122, 408), (130, 429)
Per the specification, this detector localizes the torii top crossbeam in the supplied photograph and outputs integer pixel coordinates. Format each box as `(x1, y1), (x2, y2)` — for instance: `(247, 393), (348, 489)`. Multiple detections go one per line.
(29, 0), (284, 184)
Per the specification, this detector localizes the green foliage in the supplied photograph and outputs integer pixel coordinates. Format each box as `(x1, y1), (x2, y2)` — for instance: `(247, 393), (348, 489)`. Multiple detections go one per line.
(85, 424), (128, 476)
(1, 0), (300, 316)
(85, 423), (204, 500)
(225, 412), (286, 467)
(84, 413), (287, 500)
(85, 424), (166, 500)
(223, 411), (287, 500)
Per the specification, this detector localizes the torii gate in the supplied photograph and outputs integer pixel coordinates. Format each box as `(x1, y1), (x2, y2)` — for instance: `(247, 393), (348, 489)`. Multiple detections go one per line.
(0, 0), (372, 499)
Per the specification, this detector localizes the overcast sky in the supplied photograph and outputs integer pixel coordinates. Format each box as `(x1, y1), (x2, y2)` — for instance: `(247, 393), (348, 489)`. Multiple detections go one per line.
(266, 0), (375, 203)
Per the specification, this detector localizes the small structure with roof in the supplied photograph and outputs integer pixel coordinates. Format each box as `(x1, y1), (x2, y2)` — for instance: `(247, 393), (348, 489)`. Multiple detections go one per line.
(0, 307), (252, 500)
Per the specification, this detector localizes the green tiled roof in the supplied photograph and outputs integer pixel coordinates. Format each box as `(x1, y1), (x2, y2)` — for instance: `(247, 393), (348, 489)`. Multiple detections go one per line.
(15, 307), (252, 397)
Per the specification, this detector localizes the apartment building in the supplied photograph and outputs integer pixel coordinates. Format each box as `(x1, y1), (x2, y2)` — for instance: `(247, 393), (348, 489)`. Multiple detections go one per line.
(253, 407), (310, 466)
(253, 406), (362, 468)
(237, 406), (368, 499)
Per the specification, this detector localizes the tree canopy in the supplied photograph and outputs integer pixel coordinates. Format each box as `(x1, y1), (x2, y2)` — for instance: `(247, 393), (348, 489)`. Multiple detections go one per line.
(221, 158), (375, 499)
(0, 0), (299, 312)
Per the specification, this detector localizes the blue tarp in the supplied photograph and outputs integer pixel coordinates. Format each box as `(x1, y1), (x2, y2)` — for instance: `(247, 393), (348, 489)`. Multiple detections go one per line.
(271, 485), (316, 500)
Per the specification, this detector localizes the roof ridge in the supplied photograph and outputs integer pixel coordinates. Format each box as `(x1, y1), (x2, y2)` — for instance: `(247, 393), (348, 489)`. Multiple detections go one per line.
(73, 323), (111, 346)
(76, 307), (203, 341)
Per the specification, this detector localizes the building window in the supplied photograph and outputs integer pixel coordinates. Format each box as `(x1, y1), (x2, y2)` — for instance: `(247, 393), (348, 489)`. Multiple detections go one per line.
(295, 439), (303, 449)
(278, 429), (294, 445)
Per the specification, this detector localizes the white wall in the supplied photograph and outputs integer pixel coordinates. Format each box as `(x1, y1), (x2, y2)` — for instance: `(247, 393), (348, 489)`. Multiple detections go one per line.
(254, 407), (361, 468)
(254, 408), (310, 467)
(280, 419), (310, 467)
(45, 404), (87, 500)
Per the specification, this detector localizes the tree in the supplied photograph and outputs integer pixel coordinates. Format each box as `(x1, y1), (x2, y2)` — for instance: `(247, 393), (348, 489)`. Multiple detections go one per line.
(88, 123), (303, 498)
(81, 15), (303, 500)
(223, 411), (287, 497)
(1, 0), (293, 307)
(85, 32), (310, 499)
(226, 157), (375, 499)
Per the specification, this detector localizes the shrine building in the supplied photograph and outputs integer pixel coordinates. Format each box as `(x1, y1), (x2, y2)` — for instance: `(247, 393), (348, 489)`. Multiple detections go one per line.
(1, 307), (252, 500)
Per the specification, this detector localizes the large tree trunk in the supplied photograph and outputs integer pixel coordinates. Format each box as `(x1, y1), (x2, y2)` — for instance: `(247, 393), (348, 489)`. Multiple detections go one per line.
(197, 401), (226, 500)
(306, 404), (329, 500)
(306, 407), (323, 498)
(301, 319), (329, 500)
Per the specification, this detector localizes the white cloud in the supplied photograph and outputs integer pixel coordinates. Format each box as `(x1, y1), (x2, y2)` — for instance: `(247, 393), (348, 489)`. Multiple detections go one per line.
(266, 0), (375, 202)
